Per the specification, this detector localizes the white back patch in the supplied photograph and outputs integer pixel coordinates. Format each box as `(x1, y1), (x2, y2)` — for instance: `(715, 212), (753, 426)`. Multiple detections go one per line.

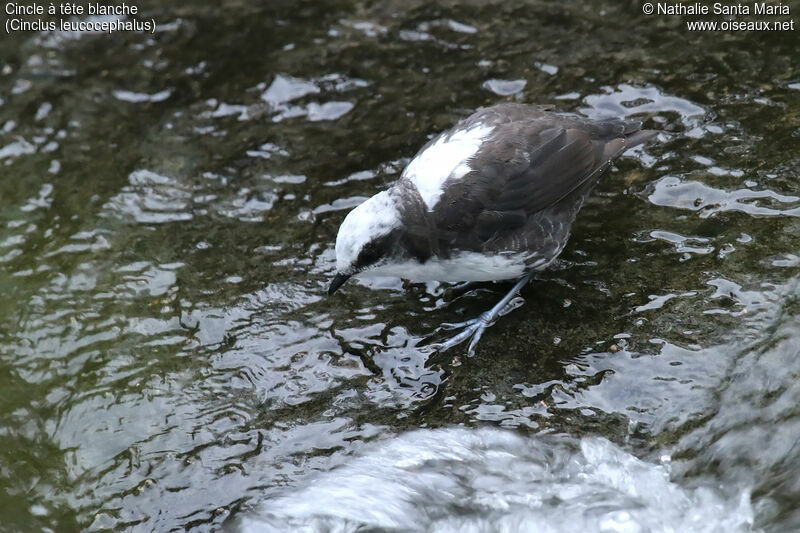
(402, 123), (493, 210)
(335, 190), (401, 273)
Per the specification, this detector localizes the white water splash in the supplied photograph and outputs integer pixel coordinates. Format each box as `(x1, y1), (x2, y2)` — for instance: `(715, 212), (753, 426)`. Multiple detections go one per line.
(233, 427), (755, 533)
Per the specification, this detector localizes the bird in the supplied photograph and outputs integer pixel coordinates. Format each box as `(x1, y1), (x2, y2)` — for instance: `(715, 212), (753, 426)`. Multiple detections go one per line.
(328, 103), (656, 355)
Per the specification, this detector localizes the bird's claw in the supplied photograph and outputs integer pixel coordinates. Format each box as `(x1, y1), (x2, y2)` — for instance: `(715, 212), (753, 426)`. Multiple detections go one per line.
(439, 319), (475, 331)
(441, 281), (478, 299)
(427, 274), (532, 357)
(430, 312), (493, 356)
(499, 296), (525, 317)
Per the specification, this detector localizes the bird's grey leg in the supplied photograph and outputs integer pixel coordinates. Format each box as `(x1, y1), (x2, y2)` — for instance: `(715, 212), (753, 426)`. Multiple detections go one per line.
(431, 274), (532, 356)
(448, 281), (477, 291)
(441, 281), (478, 301)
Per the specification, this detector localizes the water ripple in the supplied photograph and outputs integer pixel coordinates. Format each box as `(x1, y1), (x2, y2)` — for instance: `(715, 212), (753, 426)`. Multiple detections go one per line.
(102, 170), (194, 224)
(581, 84), (705, 122)
(647, 176), (800, 218)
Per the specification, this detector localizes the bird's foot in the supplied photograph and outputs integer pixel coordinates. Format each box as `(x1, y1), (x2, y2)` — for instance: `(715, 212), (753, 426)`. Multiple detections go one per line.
(430, 296), (525, 356)
(429, 312), (493, 356)
(448, 281), (477, 292)
(441, 281), (478, 301)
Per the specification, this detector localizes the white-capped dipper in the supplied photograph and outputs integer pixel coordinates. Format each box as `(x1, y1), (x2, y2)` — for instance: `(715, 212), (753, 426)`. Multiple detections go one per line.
(329, 104), (656, 355)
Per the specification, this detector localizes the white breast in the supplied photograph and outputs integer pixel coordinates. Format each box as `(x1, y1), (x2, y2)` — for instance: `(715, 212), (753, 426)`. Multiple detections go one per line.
(361, 251), (529, 282)
(401, 123), (494, 211)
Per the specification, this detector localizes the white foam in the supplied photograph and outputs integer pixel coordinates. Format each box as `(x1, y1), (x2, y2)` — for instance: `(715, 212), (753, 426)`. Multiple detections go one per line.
(234, 427), (755, 533)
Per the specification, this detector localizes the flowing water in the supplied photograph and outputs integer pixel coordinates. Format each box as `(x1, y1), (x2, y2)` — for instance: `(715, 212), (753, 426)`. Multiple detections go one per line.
(0, 1), (798, 531)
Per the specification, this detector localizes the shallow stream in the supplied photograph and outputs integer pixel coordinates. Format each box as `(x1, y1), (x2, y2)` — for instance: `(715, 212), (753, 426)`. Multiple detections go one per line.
(0, 1), (798, 531)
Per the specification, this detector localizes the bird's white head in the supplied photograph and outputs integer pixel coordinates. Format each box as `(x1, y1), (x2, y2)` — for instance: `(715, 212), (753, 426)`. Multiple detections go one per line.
(329, 190), (401, 294)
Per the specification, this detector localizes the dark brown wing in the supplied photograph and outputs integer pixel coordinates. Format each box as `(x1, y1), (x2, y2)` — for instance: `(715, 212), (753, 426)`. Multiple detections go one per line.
(432, 105), (654, 256)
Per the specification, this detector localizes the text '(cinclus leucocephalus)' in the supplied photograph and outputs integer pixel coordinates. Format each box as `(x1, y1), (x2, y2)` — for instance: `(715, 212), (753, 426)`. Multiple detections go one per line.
(329, 103), (657, 355)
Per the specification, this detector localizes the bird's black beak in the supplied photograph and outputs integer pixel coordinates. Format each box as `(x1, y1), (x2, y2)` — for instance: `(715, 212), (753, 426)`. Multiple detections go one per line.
(328, 272), (351, 295)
